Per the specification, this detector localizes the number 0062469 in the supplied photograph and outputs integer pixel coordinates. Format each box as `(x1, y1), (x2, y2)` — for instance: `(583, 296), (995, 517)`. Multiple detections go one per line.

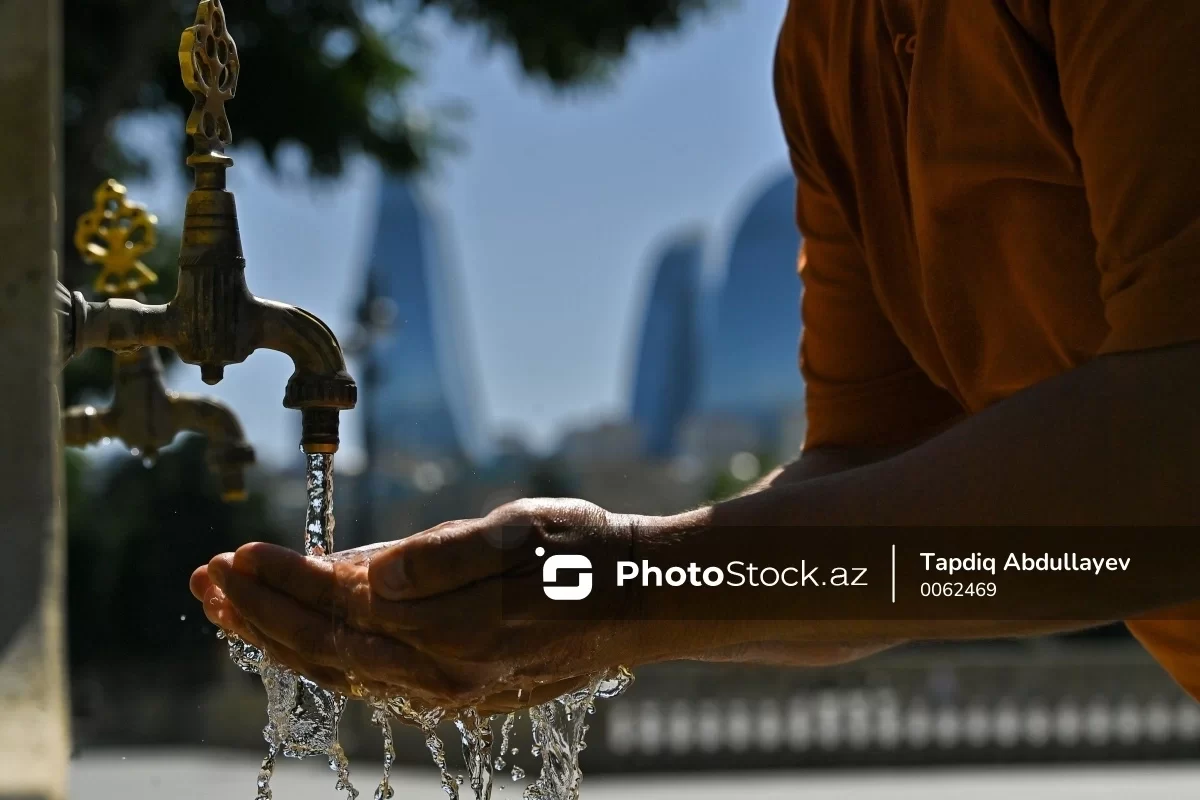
(920, 582), (997, 598)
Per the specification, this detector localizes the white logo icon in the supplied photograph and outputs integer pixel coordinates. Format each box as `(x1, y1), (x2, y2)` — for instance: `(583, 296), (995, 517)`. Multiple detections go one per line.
(538, 546), (593, 601)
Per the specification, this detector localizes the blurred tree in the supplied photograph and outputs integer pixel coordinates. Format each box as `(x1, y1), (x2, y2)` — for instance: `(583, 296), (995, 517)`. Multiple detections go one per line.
(59, 0), (724, 404)
(427, 0), (717, 85)
(62, 0), (721, 289)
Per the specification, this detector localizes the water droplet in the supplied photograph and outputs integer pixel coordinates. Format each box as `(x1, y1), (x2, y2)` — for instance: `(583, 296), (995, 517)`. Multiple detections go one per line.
(179, 614), (187, 621)
(510, 766), (524, 781)
(130, 447), (141, 457)
(142, 456), (155, 468)
(100, 437), (112, 446)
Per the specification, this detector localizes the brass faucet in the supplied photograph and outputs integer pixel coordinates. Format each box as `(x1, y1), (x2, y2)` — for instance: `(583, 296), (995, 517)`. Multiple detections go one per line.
(62, 179), (255, 502)
(58, 0), (356, 453)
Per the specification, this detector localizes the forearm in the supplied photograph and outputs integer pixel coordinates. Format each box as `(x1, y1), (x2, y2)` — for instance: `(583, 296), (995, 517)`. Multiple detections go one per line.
(654, 345), (1200, 653)
(740, 447), (902, 495)
(722, 346), (1200, 525)
(740, 414), (957, 496)
(680, 640), (898, 668)
(677, 428), (948, 663)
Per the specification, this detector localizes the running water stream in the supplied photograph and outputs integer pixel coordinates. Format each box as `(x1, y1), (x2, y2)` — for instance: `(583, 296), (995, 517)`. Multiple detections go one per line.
(224, 453), (357, 800)
(522, 670), (632, 800)
(218, 453), (633, 799)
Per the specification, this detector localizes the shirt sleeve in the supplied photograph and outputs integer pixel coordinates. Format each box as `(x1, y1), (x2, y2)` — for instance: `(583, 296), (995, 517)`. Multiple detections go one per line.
(774, 21), (961, 450)
(1049, 1), (1200, 354)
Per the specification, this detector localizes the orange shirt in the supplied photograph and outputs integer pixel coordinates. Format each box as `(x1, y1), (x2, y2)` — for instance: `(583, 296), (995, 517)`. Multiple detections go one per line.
(775, 0), (1200, 697)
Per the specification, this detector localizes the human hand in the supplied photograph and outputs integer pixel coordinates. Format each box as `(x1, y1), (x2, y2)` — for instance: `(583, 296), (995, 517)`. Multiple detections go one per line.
(192, 498), (681, 711)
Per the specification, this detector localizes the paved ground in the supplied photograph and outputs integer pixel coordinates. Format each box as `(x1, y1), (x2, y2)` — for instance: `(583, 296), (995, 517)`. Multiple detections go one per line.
(71, 750), (1200, 799)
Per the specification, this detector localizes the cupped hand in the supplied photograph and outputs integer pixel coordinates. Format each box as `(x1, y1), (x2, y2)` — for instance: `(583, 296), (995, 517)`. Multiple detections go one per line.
(191, 498), (677, 712)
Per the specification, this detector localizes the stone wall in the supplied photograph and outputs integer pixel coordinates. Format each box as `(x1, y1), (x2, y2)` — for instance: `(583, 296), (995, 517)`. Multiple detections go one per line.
(0, 2), (70, 797)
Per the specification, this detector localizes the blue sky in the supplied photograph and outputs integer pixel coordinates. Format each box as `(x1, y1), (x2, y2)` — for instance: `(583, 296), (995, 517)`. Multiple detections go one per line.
(123, 0), (793, 470)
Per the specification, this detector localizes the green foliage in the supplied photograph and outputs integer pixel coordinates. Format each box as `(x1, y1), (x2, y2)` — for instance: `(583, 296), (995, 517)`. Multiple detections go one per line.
(705, 451), (778, 503)
(59, 0), (723, 325)
(63, 0), (720, 179)
(705, 469), (746, 504)
(423, 0), (722, 86)
(61, 0), (720, 282)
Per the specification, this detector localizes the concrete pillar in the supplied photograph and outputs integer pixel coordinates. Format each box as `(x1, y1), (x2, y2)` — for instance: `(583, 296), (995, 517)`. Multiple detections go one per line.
(0, 0), (70, 798)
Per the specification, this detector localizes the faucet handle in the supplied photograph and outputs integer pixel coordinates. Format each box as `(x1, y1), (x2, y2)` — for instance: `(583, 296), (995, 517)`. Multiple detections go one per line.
(179, 0), (238, 155)
(73, 179), (160, 297)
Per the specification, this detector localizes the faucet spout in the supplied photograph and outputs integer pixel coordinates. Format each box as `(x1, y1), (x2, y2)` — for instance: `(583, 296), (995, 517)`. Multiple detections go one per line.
(256, 299), (357, 453)
(256, 299), (351, 379)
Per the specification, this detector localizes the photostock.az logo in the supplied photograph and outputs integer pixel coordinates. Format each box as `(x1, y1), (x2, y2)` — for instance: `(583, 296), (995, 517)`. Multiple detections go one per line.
(537, 547), (593, 601)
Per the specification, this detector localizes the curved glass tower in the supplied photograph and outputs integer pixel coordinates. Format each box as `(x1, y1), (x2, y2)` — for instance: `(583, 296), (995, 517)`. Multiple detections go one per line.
(629, 228), (705, 457)
(699, 170), (805, 433)
(359, 177), (487, 482)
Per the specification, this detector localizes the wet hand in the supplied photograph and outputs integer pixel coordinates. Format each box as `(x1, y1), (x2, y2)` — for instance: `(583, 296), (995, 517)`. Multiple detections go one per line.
(191, 499), (678, 710)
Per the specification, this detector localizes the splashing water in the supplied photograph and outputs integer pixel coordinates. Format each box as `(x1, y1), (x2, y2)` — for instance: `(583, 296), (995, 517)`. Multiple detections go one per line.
(218, 453), (635, 799)
(221, 453), (358, 800)
(494, 713), (516, 772)
(370, 705), (396, 800)
(455, 708), (494, 800)
(524, 675), (603, 800)
(381, 697), (461, 799)
(257, 744), (278, 800)
(363, 670), (632, 800)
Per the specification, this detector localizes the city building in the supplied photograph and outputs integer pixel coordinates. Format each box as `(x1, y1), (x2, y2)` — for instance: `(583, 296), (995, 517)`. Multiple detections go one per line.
(557, 420), (645, 471)
(354, 177), (490, 542)
(701, 169), (805, 424)
(684, 169), (806, 468)
(629, 227), (706, 458)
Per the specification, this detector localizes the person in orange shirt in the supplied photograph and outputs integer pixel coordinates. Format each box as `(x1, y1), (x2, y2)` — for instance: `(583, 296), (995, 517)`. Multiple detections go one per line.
(192, 0), (1200, 710)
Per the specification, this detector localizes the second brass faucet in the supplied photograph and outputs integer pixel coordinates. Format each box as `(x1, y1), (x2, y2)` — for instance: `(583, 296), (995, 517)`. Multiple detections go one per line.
(64, 179), (254, 501)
